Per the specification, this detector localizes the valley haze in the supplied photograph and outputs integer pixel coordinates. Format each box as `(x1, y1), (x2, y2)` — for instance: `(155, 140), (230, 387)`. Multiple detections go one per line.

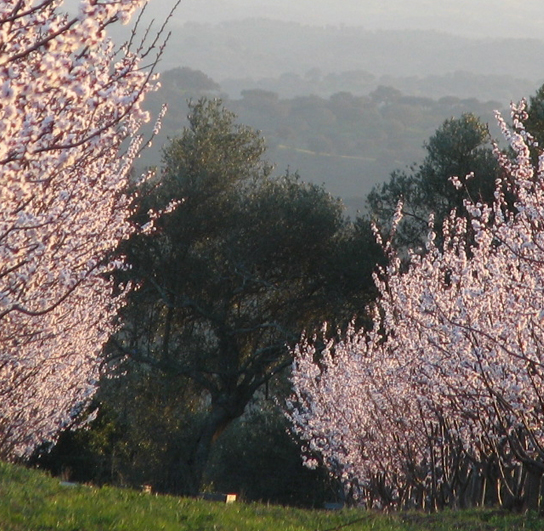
(58, 0), (544, 212)
(62, 0), (544, 40)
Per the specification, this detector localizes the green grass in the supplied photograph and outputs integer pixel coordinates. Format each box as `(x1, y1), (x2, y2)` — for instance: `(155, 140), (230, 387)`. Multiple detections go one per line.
(0, 462), (543, 531)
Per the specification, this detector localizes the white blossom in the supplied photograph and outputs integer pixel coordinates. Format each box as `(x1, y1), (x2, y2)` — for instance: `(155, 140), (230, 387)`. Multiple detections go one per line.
(287, 101), (544, 508)
(0, 0), (164, 458)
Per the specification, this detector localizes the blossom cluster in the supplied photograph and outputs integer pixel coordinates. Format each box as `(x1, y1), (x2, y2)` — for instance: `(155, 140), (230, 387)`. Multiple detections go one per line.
(0, 0), (159, 457)
(287, 102), (544, 509)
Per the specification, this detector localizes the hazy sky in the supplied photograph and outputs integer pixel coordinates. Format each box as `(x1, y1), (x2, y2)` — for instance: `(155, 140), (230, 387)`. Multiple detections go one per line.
(62, 0), (544, 40)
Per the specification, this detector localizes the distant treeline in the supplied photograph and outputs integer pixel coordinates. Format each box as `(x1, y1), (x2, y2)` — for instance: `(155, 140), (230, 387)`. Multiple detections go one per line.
(222, 69), (538, 105)
(158, 19), (543, 99)
(142, 67), (513, 212)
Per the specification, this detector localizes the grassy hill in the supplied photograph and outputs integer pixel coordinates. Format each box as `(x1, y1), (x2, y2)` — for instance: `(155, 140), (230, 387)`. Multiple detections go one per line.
(1, 462), (544, 531)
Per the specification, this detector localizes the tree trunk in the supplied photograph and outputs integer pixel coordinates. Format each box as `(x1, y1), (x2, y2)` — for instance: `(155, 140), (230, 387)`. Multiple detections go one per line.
(168, 395), (247, 496)
(187, 404), (234, 495)
(523, 466), (542, 513)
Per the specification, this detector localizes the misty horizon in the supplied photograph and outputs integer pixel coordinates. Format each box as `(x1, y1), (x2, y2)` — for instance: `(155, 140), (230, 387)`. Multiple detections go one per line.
(62, 0), (544, 41)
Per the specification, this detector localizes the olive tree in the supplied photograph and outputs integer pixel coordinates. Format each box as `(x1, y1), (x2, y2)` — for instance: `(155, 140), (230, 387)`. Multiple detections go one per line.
(108, 99), (371, 495)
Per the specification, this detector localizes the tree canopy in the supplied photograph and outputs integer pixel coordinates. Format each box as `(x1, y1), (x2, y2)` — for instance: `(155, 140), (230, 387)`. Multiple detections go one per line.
(367, 113), (501, 250)
(107, 98), (379, 495)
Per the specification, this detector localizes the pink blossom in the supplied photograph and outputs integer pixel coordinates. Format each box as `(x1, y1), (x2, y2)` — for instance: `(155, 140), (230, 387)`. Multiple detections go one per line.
(0, 0), (165, 458)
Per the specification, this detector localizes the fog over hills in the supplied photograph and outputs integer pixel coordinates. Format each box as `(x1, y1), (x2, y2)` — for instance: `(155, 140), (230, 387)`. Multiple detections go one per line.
(61, 0), (544, 105)
(180, 0), (543, 40)
(165, 21), (543, 89)
(63, 0), (544, 40)
(59, 0), (544, 211)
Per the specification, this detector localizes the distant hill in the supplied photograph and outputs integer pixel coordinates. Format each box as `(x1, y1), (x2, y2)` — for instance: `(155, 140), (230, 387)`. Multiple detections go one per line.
(102, 15), (544, 215)
(157, 20), (544, 86)
(221, 70), (537, 105)
(139, 67), (516, 215)
(62, 0), (544, 41)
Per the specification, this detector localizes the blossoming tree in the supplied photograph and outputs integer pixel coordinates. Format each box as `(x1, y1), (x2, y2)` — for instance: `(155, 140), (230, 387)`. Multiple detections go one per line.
(287, 102), (544, 511)
(0, 0), (167, 459)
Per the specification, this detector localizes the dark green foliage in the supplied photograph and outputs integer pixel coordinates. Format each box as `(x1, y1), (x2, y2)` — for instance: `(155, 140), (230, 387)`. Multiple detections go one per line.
(99, 98), (380, 498)
(35, 98), (382, 503)
(317, 217), (385, 328)
(30, 406), (123, 486)
(206, 403), (336, 507)
(525, 83), (544, 168)
(31, 368), (205, 492)
(526, 84), (544, 145)
(367, 113), (501, 250)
